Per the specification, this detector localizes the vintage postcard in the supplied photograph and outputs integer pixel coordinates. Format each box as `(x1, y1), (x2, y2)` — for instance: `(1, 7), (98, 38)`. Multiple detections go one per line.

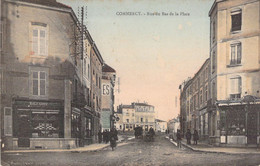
(1, 0), (260, 165)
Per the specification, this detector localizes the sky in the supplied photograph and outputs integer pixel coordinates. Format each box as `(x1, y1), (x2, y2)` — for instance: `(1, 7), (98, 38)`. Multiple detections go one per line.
(58, 0), (214, 121)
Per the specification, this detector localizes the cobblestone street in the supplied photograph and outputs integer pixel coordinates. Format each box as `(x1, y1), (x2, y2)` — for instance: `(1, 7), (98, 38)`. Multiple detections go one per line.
(2, 135), (260, 166)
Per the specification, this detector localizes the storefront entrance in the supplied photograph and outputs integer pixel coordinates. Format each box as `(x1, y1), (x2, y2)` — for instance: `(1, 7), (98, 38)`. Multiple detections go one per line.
(17, 111), (31, 147)
(247, 110), (257, 144)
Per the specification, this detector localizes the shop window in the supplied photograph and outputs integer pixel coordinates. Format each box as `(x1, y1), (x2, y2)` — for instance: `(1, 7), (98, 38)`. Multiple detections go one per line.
(72, 113), (81, 138)
(230, 76), (241, 100)
(231, 10), (241, 32)
(31, 22), (48, 56)
(226, 109), (245, 135)
(220, 110), (226, 136)
(31, 111), (62, 138)
(230, 42), (241, 65)
(84, 117), (92, 138)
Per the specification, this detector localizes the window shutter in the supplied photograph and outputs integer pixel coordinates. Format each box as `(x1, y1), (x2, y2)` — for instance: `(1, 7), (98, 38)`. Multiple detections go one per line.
(237, 44), (241, 64)
(32, 29), (38, 54)
(40, 30), (46, 55)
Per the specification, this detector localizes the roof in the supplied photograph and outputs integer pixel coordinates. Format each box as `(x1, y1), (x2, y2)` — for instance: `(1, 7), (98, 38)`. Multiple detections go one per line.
(155, 119), (166, 122)
(103, 63), (116, 73)
(132, 102), (153, 107)
(18, 0), (71, 9)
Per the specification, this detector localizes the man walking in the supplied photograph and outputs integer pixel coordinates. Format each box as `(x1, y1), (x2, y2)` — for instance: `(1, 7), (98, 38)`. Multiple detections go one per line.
(176, 129), (182, 148)
(186, 129), (191, 145)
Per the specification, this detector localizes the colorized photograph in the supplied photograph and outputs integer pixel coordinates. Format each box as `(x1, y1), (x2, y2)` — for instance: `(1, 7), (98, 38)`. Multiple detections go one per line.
(1, 0), (260, 165)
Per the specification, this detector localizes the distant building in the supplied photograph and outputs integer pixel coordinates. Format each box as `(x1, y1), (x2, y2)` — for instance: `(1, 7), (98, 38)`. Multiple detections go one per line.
(101, 64), (116, 131)
(115, 105), (135, 131)
(115, 102), (155, 131)
(155, 119), (167, 132)
(167, 117), (180, 134)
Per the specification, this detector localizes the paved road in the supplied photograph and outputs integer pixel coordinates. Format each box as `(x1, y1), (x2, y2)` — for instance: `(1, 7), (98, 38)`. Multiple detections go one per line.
(2, 135), (260, 166)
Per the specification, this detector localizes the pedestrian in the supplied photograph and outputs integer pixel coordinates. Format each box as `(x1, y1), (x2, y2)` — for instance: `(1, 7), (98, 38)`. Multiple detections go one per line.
(98, 130), (102, 143)
(185, 129), (191, 145)
(193, 129), (199, 145)
(104, 130), (109, 144)
(176, 129), (182, 148)
(109, 127), (118, 151)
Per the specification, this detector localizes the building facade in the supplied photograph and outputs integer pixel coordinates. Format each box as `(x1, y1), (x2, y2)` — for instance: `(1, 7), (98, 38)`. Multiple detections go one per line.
(101, 63), (116, 131)
(180, 0), (260, 146)
(208, 0), (260, 146)
(155, 119), (167, 132)
(1, 0), (78, 149)
(180, 59), (210, 139)
(115, 102), (156, 132)
(1, 0), (109, 149)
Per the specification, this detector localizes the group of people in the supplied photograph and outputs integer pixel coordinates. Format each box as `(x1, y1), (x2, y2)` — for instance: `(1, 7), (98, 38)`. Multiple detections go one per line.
(176, 129), (199, 148)
(98, 127), (118, 150)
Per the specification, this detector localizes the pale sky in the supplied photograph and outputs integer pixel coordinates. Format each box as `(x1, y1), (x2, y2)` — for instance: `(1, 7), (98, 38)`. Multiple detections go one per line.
(58, 0), (214, 121)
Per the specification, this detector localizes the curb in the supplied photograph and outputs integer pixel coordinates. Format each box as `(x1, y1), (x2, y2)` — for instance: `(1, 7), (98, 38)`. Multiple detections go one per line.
(2, 138), (134, 154)
(165, 136), (260, 155)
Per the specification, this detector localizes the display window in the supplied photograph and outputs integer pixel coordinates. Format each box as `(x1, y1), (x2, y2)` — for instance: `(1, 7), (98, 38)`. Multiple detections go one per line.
(31, 110), (62, 138)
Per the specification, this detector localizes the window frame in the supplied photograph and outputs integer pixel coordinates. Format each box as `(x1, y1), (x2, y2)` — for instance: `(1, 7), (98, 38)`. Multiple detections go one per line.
(230, 42), (242, 66)
(229, 76), (242, 100)
(231, 10), (242, 32)
(32, 71), (47, 96)
(31, 23), (48, 56)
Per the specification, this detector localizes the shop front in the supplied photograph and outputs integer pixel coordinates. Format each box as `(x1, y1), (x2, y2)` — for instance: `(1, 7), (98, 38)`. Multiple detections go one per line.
(218, 99), (260, 146)
(10, 99), (75, 149)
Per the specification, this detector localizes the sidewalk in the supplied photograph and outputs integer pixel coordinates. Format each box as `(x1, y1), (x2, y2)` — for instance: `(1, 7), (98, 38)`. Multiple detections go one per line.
(165, 136), (260, 154)
(2, 135), (135, 154)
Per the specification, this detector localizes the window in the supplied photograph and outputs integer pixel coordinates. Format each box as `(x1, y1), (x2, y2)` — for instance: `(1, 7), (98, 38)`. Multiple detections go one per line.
(31, 110), (62, 138)
(126, 119), (129, 123)
(0, 21), (3, 51)
(31, 23), (48, 56)
(4, 107), (12, 136)
(230, 76), (241, 99)
(141, 118), (143, 122)
(212, 51), (216, 73)
(230, 42), (241, 65)
(231, 10), (241, 32)
(212, 20), (216, 41)
(83, 58), (87, 77)
(88, 64), (90, 78)
(205, 85), (208, 102)
(200, 90), (203, 104)
(32, 71), (46, 96)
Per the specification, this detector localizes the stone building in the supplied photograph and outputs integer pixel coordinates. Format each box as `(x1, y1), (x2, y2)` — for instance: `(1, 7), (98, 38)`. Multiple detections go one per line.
(115, 105), (135, 131)
(179, 59), (210, 139)
(115, 102), (156, 132)
(101, 63), (116, 131)
(1, 0), (79, 149)
(155, 119), (167, 133)
(208, 0), (260, 146)
(180, 0), (260, 146)
(0, 0), (107, 149)
(89, 43), (103, 142)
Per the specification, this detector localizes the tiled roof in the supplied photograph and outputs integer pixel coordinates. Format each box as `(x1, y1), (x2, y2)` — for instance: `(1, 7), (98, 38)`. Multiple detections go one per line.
(18, 0), (71, 9)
